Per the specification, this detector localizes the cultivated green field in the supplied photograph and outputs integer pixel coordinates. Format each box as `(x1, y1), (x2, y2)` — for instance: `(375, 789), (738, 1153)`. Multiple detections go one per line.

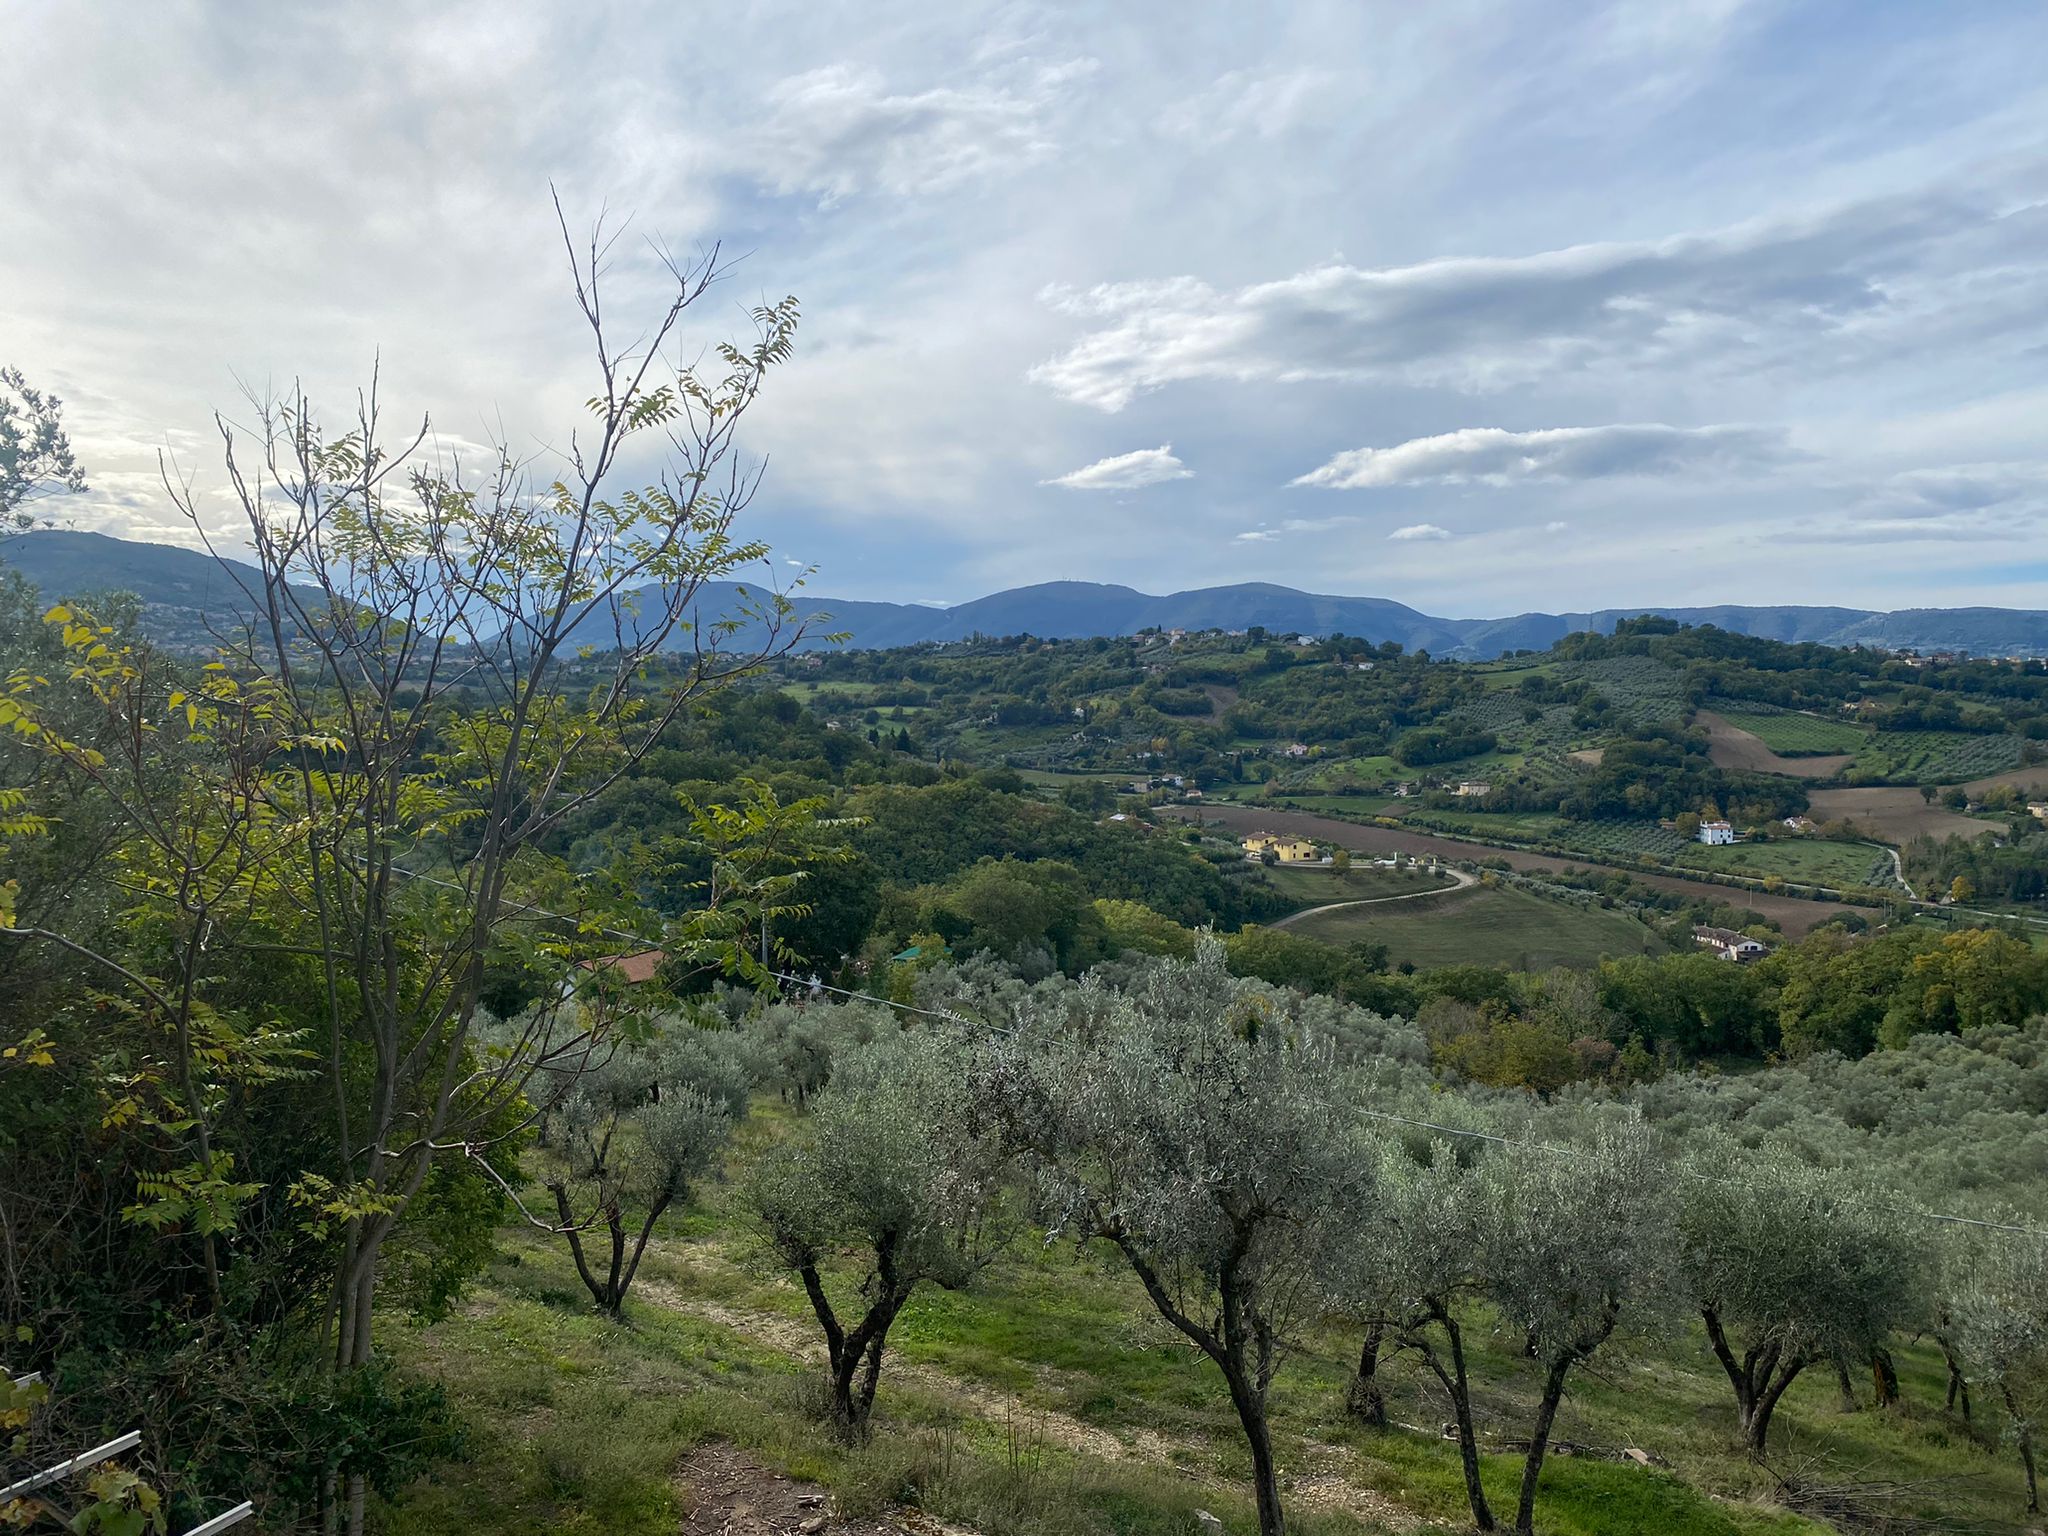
(1849, 730), (2026, 782)
(1711, 709), (1868, 756)
(1401, 808), (1570, 844)
(1290, 883), (1663, 969)
(1673, 837), (1895, 888)
(1259, 862), (1455, 907)
(379, 1121), (2027, 1536)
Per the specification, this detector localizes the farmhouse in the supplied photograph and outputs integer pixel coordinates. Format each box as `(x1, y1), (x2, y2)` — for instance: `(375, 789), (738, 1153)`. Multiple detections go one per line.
(1283, 742), (1310, 758)
(1693, 927), (1769, 963)
(575, 948), (666, 987)
(1241, 833), (1319, 863)
(1454, 781), (1491, 797)
(1697, 818), (1736, 845)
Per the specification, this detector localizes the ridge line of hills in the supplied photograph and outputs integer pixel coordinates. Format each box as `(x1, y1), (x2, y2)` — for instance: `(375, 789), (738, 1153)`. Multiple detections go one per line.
(5, 527), (2046, 659)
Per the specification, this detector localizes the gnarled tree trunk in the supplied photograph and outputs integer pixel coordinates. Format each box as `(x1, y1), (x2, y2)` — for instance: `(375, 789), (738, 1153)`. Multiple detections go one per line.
(1702, 1305), (1808, 1454)
(1346, 1322), (1387, 1428)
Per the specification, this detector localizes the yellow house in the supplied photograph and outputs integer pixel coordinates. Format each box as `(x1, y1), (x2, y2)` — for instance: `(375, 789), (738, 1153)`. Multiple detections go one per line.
(1241, 833), (1319, 863)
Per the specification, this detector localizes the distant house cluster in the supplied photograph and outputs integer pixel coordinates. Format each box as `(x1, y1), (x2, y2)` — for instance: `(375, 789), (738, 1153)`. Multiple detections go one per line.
(1693, 927), (1769, 963)
(1241, 832), (1319, 863)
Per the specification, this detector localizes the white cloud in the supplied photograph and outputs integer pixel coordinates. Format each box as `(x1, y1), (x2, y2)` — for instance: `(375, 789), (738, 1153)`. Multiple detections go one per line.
(1156, 68), (1337, 146)
(1543, 520), (1570, 533)
(752, 58), (1095, 202)
(1042, 443), (1193, 491)
(1234, 529), (1277, 542)
(1294, 423), (1794, 489)
(1389, 523), (1453, 541)
(1031, 190), (2044, 411)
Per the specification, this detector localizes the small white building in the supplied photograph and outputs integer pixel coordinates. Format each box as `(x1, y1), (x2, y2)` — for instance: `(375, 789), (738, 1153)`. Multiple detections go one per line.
(1455, 781), (1491, 798)
(1284, 742), (1310, 758)
(1697, 819), (1736, 845)
(1694, 926), (1769, 962)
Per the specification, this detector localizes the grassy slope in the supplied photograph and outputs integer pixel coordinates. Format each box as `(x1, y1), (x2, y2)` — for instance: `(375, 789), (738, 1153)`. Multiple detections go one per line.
(378, 1143), (2029, 1536)
(1292, 884), (1664, 969)
(1259, 864), (1455, 907)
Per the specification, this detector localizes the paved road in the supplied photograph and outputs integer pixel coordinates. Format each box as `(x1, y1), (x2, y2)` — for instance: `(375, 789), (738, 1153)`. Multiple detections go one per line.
(1269, 865), (1479, 929)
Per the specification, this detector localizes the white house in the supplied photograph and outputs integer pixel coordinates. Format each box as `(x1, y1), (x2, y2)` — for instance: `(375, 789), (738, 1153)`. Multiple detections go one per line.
(1284, 742), (1310, 758)
(1455, 781), (1491, 798)
(1697, 819), (1736, 845)
(1693, 926), (1769, 962)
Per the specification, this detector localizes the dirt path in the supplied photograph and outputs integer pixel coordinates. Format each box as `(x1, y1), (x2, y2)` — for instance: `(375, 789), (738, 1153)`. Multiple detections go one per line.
(1168, 804), (1875, 937)
(638, 1258), (1422, 1532)
(1694, 710), (1852, 779)
(1270, 866), (1478, 929)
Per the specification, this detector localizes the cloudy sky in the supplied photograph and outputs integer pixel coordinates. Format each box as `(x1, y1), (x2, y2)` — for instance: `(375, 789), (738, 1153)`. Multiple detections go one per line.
(7, 1), (2048, 615)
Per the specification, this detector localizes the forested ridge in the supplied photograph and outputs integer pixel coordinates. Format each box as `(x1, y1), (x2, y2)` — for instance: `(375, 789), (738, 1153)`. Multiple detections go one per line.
(4, 268), (2047, 1536)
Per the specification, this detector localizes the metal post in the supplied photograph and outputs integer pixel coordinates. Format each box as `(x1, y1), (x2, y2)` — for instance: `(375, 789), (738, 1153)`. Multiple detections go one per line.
(0, 1430), (144, 1501)
(181, 1500), (256, 1535)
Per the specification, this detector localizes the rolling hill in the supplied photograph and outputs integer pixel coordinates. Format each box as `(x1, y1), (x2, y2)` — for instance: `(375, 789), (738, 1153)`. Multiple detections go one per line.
(7, 528), (2048, 659)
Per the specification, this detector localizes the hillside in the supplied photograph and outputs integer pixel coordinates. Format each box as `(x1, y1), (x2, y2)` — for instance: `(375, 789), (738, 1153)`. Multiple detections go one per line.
(11, 529), (2048, 658)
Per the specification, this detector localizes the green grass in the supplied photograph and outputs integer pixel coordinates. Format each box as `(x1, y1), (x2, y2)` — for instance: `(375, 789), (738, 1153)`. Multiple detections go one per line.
(1401, 808), (1570, 843)
(1258, 793), (1397, 817)
(1672, 838), (1893, 888)
(1258, 863), (1456, 908)
(1712, 710), (1868, 756)
(377, 1188), (2033, 1536)
(1291, 883), (1664, 969)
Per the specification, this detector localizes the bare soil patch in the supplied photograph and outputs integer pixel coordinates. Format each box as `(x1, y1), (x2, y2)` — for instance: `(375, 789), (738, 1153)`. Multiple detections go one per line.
(1168, 804), (1873, 937)
(679, 1442), (947, 1535)
(1804, 787), (2000, 846)
(1694, 711), (1851, 779)
(1567, 748), (1605, 766)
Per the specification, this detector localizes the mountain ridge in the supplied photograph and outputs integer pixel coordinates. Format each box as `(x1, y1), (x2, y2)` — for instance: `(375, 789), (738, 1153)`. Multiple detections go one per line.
(6, 528), (2046, 659)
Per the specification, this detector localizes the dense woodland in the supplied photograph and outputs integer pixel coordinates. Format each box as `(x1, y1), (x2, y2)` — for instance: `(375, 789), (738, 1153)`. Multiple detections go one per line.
(4, 272), (2048, 1536)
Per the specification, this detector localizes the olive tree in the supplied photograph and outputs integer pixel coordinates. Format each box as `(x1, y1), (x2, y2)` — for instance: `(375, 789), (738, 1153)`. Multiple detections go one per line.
(1000, 942), (1371, 1536)
(1948, 1226), (2048, 1513)
(1482, 1120), (1672, 1535)
(1352, 1140), (1496, 1529)
(535, 1024), (755, 1318)
(748, 1027), (1008, 1436)
(1676, 1147), (1920, 1453)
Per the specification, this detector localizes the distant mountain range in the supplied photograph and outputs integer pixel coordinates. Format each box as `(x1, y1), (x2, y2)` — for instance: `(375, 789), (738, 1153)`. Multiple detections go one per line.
(6, 528), (2048, 660)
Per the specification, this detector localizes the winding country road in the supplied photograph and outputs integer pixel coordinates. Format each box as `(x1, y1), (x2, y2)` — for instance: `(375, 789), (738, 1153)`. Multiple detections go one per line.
(1269, 864), (1479, 929)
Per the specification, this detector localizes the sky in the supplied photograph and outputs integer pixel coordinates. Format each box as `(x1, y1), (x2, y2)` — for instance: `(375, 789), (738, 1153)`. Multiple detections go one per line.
(6, 0), (2048, 617)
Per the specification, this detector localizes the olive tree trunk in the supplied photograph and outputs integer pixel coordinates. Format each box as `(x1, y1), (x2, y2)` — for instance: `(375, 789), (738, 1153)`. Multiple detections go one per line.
(1702, 1306), (1808, 1454)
